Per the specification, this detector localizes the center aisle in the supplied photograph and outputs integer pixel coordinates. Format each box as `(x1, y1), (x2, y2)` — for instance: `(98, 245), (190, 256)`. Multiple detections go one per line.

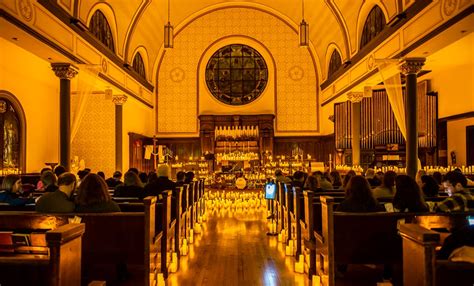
(167, 193), (309, 286)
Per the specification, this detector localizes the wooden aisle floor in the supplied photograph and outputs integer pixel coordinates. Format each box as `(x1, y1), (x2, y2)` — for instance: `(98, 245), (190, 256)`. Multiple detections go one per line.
(167, 206), (309, 286)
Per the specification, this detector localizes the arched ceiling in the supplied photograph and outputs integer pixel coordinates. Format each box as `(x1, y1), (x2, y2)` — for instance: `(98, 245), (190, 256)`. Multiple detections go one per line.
(73, 0), (400, 83)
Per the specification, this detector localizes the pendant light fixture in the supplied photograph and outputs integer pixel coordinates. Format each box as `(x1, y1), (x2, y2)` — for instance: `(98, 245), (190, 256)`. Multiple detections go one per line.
(299, 0), (309, 47)
(164, 0), (173, 48)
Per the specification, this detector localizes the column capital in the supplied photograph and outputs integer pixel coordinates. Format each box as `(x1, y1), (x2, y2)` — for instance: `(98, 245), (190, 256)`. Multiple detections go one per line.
(347, 91), (364, 103)
(112, 94), (128, 105)
(51, 63), (78, 79)
(399, 58), (425, 75)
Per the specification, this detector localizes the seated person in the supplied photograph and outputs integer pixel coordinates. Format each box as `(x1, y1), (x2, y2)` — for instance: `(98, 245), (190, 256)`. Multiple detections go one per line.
(365, 168), (381, 187)
(105, 171), (123, 188)
(0, 174), (35, 206)
(114, 171), (145, 198)
(421, 175), (440, 197)
(342, 170), (356, 189)
(176, 171), (186, 186)
(275, 169), (291, 184)
(75, 173), (121, 212)
(36, 167), (51, 190)
(40, 170), (58, 193)
(292, 171), (306, 189)
(330, 171), (342, 189)
(144, 164), (176, 197)
(436, 171), (473, 212)
(437, 225), (474, 261)
(138, 172), (148, 184)
(336, 175), (384, 212)
(53, 165), (66, 177)
(303, 175), (320, 192)
(127, 167), (139, 175)
(372, 171), (396, 199)
(184, 171), (195, 184)
(313, 171), (332, 190)
(392, 175), (429, 212)
(36, 172), (76, 213)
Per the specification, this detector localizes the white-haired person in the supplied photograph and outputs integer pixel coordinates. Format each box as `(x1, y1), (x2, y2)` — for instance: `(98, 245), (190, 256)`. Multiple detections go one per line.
(144, 164), (176, 197)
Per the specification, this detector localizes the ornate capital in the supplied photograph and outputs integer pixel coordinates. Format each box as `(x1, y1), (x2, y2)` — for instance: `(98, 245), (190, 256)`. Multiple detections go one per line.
(347, 92), (364, 103)
(112, 94), (128, 105)
(51, 63), (78, 79)
(399, 58), (425, 75)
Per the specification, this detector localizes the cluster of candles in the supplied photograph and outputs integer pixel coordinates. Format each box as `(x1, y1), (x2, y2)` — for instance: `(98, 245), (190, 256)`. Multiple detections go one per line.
(422, 165), (474, 175)
(216, 151), (259, 162)
(335, 164), (474, 175)
(0, 168), (21, 175)
(335, 165), (364, 173)
(214, 125), (259, 140)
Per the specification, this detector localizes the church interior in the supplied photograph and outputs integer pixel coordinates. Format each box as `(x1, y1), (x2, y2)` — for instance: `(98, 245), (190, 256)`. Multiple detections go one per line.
(0, 0), (473, 285)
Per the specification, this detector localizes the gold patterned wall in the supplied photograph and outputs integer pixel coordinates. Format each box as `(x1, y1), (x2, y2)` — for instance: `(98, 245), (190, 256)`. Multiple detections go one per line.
(71, 94), (115, 176)
(157, 7), (318, 137)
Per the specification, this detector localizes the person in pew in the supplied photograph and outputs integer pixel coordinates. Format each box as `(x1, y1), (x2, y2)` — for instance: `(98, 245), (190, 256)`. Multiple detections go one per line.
(342, 170), (356, 189)
(40, 171), (58, 193)
(421, 175), (440, 197)
(127, 167), (139, 175)
(176, 171), (186, 187)
(292, 171), (306, 189)
(336, 175), (385, 212)
(436, 171), (473, 212)
(36, 172), (76, 213)
(392, 175), (429, 212)
(184, 171), (195, 184)
(0, 174), (35, 206)
(97, 171), (106, 180)
(36, 167), (52, 190)
(139, 172), (148, 184)
(147, 172), (158, 184)
(372, 171), (396, 199)
(144, 164), (176, 197)
(75, 173), (121, 213)
(437, 225), (474, 261)
(365, 168), (381, 187)
(415, 169), (427, 189)
(329, 171), (342, 189)
(303, 174), (320, 191)
(275, 169), (291, 184)
(53, 165), (66, 177)
(114, 171), (145, 199)
(105, 171), (122, 188)
(313, 171), (333, 190)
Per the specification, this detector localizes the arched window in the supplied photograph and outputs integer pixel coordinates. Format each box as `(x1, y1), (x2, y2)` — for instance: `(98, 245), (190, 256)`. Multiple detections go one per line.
(89, 10), (115, 52)
(132, 53), (146, 79)
(360, 6), (386, 49)
(0, 93), (25, 173)
(328, 49), (342, 78)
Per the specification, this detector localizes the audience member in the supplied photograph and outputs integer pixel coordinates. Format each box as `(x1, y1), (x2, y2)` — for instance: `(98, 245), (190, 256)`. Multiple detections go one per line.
(436, 171), (473, 212)
(342, 170), (356, 189)
(77, 169), (91, 187)
(372, 171), (396, 199)
(432, 171), (443, 185)
(53, 165), (66, 177)
(75, 174), (120, 212)
(0, 174), (34, 206)
(105, 171), (122, 188)
(144, 165), (176, 197)
(365, 168), (381, 187)
(314, 171), (333, 190)
(420, 175), (439, 197)
(329, 171), (342, 189)
(292, 171), (305, 189)
(275, 169), (291, 184)
(336, 175), (384, 212)
(36, 168), (51, 190)
(40, 171), (58, 193)
(392, 175), (429, 212)
(415, 169), (427, 188)
(147, 172), (158, 184)
(36, 172), (76, 213)
(128, 167), (139, 175)
(184, 171), (195, 184)
(176, 171), (186, 186)
(303, 175), (320, 191)
(97, 171), (106, 180)
(114, 171), (145, 199)
(138, 172), (148, 184)
(437, 225), (474, 260)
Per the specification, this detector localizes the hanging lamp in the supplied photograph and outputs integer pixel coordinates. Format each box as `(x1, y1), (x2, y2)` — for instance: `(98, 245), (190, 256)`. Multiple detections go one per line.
(164, 0), (173, 48)
(299, 0), (309, 47)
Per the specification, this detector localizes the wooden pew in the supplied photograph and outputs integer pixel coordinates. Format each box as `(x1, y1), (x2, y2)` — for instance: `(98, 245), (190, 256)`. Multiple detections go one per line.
(285, 183), (296, 247)
(276, 182), (286, 233)
(0, 196), (159, 286)
(172, 186), (183, 262)
(0, 223), (85, 286)
(399, 223), (474, 286)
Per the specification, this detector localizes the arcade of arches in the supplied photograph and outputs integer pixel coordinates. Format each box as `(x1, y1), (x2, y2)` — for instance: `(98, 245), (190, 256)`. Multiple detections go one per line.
(0, 0), (473, 285)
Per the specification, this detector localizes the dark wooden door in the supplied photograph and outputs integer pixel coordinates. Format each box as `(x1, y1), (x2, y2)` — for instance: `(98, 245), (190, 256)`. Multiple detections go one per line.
(467, 125), (474, 166)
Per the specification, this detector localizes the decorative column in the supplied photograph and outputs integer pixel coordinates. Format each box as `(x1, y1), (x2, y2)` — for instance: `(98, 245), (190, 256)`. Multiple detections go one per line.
(51, 63), (78, 171)
(348, 92), (363, 166)
(112, 94), (128, 172)
(400, 58), (425, 178)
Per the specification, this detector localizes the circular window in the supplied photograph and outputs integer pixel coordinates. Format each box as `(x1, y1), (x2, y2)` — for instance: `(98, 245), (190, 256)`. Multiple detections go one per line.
(206, 44), (268, 105)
